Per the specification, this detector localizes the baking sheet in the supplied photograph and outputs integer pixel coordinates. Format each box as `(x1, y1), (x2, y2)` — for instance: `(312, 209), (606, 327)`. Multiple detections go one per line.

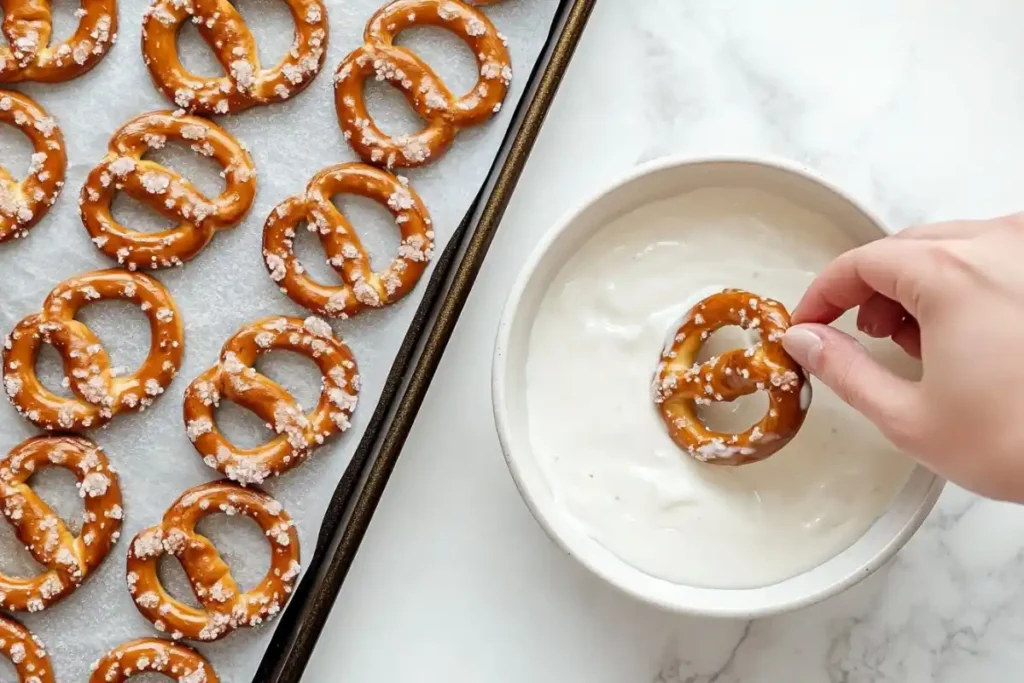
(0, 0), (560, 679)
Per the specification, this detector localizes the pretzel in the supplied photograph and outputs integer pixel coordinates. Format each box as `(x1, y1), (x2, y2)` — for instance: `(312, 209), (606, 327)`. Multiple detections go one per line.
(262, 164), (434, 318)
(126, 481), (300, 642)
(0, 0), (116, 83)
(183, 316), (359, 484)
(0, 614), (54, 682)
(0, 91), (65, 243)
(334, 0), (512, 169)
(652, 289), (811, 466)
(3, 269), (185, 431)
(141, 0), (328, 116)
(90, 638), (219, 682)
(0, 436), (123, 613)
(80, 111), (256, 271)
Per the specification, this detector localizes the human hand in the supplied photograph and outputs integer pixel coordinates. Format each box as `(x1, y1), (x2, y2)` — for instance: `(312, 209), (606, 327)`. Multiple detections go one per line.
(782, 214), (1024, 502)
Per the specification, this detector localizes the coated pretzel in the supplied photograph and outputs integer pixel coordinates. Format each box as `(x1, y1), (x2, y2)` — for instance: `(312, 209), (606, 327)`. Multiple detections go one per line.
(126, 481), (300, 642)
(262, 163), (434, 318)
(183, 316), (360, 484)
(0, 614), (54, 682)
(0, 91), (65, 243)
(334, 0), (512, 169)
(141, 0), (328, 115)
(0, 0), (116, 83)
(0, 436), (123, 613)
(80, 111), (257, 270)
(652, 289), (811, 466)
(90, 638), (219, 682)
(3, 269), (185, 431)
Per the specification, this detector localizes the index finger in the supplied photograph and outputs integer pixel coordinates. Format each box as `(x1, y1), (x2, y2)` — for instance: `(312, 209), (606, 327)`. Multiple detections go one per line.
(791, 238), (932, 324)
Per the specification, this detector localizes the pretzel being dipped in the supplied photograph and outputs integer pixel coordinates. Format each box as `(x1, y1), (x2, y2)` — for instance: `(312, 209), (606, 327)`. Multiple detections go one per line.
(652, 289), (811, 466)
(0, 436), (123, 613)
(0, 614), (54, 682)
(3, 269), (185, 431)
(0, 0), (116, 83)
(80, 111), (256, 270)
(90, 638), (219, 682)
(141, 0), (328, 115)
(126, 481), (300, 642)
(334, 0), (512, 169)
(183, 316), (360, 484)
(262, 163), (434, 318)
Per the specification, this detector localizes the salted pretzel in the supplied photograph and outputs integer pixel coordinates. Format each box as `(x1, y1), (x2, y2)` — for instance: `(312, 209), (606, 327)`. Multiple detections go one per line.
(80, 111), (257, 271)
(141, 0), (328, 115)
(3, 269), (185, 431)
(183, 316), (359, 484)
(263, 163), (434, 318)
(126, 481), (300, 642)
(652, 289), (811, 466)
(0, 614), (54, 682)
(90, 638), (219, 682)
(0, 436), (123, 613)
(0, 91), (66, 243)
(334, 0), (512, 169)
(0, 0), (116, 83)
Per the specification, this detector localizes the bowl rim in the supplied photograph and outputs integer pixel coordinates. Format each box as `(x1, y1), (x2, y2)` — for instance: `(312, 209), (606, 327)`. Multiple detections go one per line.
(491, 153), (945, 618)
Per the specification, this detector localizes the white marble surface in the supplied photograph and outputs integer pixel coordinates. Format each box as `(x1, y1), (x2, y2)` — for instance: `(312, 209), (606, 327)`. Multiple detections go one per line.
(304, 1), (1024, 681)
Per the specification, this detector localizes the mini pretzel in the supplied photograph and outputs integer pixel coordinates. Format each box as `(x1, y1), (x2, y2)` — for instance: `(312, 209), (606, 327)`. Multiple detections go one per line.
(183, 316), (359, 484)
(0, 436), (123, 613)
(3, 269), (185, 431)
(80, 111), (257, 270)
(90, 638), (219, 682)
(0, 614), (54, 682)
(0, 91), (65, 243)
(126, 481), (300, 642)
(141, 0), (328, 116)
(652, 289), (811, 466)
(263, 163), (434, 318)
(0, 0), (116, 83)
(334, 0), (512, 169)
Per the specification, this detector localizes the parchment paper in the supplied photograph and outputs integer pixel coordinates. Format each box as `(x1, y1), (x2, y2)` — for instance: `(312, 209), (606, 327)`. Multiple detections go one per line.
(0, 0), (559, 679)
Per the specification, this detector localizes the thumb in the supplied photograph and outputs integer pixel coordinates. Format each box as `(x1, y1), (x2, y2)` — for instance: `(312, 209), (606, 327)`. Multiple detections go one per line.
(782, 323), (923, 447)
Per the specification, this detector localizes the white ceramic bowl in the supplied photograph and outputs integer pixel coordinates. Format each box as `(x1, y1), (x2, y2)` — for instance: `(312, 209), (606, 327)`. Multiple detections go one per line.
(492, 156), (944, 618)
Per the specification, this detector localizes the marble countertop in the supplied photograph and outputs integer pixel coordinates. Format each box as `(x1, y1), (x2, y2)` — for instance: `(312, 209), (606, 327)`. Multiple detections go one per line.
(304, 1), (1024, 681)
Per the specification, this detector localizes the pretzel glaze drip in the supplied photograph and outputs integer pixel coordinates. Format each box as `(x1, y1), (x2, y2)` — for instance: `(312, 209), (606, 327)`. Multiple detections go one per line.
(80, 111), (257, 271)
(2, 269), (185, 431)
(334, 0), (512, 169)
(89, 638), (219, 682)
(0, 91), (66, 243)
(262, 163), (434, 318)
(126, 481), (300, 642)
(0, 614), (55, 682)
(183, 316), (360, 484)
(141, 0), (328, 115)
(653, 289), (811, 465)
(0, 0), (117, 83)
(0, 436), (123, 613)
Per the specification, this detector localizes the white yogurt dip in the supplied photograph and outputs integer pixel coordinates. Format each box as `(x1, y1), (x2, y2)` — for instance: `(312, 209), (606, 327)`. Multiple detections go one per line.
(524, 187), (917, 589)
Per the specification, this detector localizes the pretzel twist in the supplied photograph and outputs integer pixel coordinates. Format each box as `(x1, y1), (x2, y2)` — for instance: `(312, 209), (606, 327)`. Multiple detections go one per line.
(0, 91), (65, 243)
(141, 0), (328, 115)
(90, 638), (219, 682)
(3, 269), (185, 431)
(0, 614), (54, 682)
(653, 289), (811, 466)
(183, 316), (359, 484)
(0, 0), (116, 83)
(334, 0), (512, 169)
(126, 481), (300, 642)
(80, 111), (257, 271)
(0, 436), (123, 613)
(262, 163), (434, 319)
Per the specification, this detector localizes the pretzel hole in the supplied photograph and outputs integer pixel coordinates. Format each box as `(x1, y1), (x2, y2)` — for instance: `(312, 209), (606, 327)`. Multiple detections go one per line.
(0, 511), (46, 578)
(363, 79), (428, 139)
(144, 141), (227, 199)
(33, 344), (76, 399)
(47, 0), (88, 48)
(0, 113), (37, 179)
(693, 326), (767, 433)
(0, 467), (83, 577)
(157, 555), (202, 609)
(76, 300), (153, 378)
(176, 21), (223, 78)
(396, 26), (480, 97)
(195, 513), (272, 592)
(110, 192), (180, 234)
(253, 350), (323, 410)
(214, 400), (276, 450)
(0, 656), (16, 681)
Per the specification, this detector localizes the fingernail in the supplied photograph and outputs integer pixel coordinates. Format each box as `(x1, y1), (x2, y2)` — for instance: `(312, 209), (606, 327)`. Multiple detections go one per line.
(782, 326), (823, 372)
